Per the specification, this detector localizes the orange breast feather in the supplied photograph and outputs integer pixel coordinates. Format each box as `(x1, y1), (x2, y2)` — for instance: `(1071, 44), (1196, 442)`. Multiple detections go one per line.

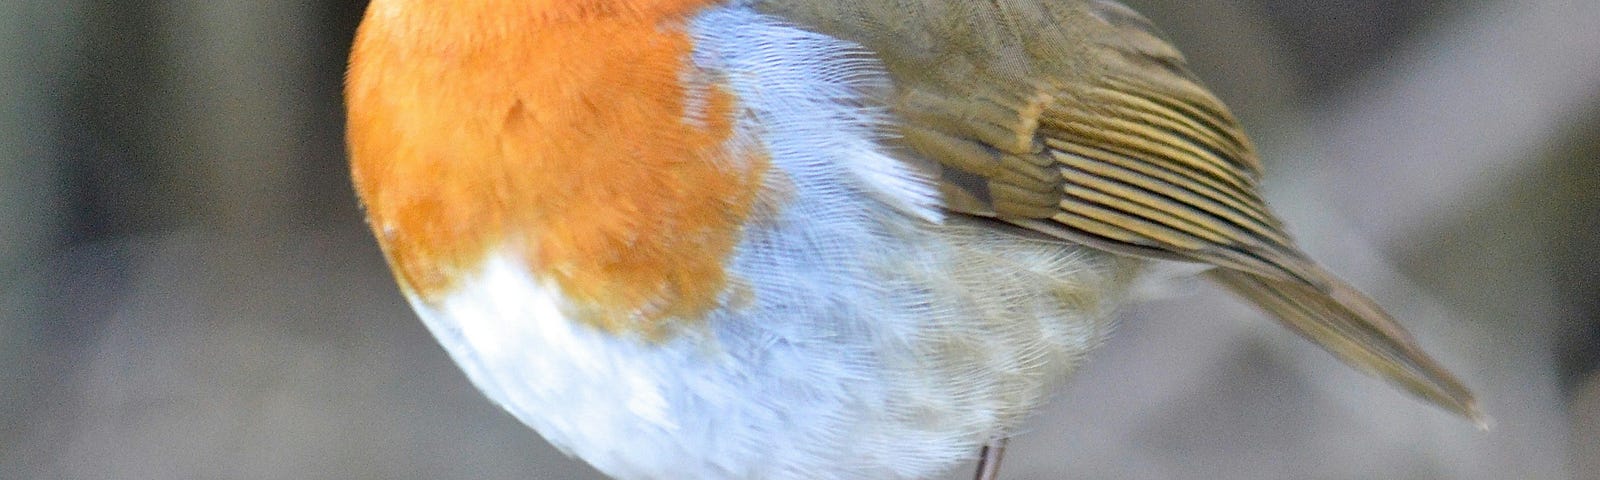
(346, 0), (768, 335)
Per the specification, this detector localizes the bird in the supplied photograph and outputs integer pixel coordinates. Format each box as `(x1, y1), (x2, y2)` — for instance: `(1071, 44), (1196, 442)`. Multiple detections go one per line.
(344, 0), (1483, 478)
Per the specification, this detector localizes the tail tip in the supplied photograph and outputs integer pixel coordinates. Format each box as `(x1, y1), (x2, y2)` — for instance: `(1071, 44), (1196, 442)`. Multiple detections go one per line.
(1463, 401), (1493, 432)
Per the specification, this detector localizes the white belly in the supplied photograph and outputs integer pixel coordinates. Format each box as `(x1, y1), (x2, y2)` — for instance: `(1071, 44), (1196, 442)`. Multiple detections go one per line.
(413, 217), (1132, 479)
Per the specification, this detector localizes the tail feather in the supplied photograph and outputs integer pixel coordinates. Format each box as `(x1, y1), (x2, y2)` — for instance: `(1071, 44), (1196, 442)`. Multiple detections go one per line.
(1205, 267), (1486, 427)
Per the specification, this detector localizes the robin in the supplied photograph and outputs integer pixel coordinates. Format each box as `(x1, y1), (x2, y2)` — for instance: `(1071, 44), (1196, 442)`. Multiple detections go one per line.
(345, 1), (1482, 478)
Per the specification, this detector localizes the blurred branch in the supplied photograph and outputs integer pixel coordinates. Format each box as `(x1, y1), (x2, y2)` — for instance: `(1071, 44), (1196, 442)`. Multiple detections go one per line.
(1, 2), (79, 282)
(162, 1), (319, 234)
(1308, 0), (1600, 242)
(1, 0), (88, 476)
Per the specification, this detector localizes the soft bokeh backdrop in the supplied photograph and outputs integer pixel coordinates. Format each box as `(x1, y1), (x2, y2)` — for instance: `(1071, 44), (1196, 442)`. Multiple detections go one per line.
(4, 1), (1597, 478)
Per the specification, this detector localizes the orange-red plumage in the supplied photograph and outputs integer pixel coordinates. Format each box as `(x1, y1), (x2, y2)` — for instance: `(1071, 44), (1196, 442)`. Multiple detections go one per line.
(347, 0), (766, 335)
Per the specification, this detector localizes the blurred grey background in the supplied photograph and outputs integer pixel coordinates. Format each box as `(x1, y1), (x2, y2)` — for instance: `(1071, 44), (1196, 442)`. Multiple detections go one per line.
(3, 0), (1597, 478)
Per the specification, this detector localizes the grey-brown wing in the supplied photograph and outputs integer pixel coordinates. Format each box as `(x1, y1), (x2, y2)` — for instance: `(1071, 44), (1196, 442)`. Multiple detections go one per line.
(754, 0), (1481, 422)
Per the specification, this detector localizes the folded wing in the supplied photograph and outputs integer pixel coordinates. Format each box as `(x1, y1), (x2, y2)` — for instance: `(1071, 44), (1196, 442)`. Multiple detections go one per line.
(755, 0), (1481, 422)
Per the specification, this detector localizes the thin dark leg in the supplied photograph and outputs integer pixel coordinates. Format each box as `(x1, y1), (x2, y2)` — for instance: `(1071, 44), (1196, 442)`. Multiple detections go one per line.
(974, 437), (1008, 480)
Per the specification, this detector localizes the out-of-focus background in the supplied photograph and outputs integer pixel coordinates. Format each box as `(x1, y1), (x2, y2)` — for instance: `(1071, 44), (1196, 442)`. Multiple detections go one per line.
(3, 1), (1596, 478)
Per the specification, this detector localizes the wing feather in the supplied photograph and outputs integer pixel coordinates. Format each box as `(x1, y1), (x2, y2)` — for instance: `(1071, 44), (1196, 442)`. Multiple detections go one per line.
(753, 0), (1481, 423)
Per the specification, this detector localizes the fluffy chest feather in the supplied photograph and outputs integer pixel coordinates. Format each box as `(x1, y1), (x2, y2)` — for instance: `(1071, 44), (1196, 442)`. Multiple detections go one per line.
(347, 0), (770, 335)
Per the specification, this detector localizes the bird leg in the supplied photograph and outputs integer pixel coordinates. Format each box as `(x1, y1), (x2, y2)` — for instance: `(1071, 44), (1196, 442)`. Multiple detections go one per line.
(974, 437), (1008, 480)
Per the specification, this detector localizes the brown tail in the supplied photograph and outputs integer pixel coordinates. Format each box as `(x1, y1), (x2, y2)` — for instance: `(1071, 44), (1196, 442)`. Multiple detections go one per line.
(1205, 267), (1486, 427)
